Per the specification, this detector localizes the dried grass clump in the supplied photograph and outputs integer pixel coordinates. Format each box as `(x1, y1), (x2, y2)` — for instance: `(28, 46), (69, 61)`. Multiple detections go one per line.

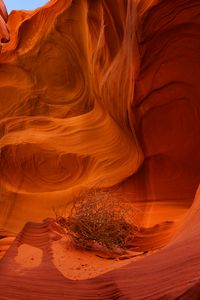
(57, 189), (141, 253)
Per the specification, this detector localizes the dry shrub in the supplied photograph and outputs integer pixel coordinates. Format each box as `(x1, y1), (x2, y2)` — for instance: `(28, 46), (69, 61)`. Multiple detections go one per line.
(56, 189), (141, 253)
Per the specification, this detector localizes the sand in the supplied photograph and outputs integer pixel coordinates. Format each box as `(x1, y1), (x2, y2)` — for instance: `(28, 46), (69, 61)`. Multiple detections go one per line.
(12, 234), (146, 281)
(0, 188), (200, 298)
(0, 0), (200, 298)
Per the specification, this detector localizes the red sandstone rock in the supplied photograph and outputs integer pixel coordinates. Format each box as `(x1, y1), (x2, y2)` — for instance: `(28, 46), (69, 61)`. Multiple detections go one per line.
(0, 0), (9, 44)
(0, 0), (200, 298)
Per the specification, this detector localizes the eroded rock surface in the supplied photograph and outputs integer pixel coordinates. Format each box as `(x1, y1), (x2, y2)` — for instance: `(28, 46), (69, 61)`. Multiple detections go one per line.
(1, 0), (200, 298)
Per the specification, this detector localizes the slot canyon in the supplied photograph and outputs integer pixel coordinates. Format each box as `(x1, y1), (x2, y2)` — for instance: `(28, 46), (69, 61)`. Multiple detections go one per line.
(0, 0), (200, 299)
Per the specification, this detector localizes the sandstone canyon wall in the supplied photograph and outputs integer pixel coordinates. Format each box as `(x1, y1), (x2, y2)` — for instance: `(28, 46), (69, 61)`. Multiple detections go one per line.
(0, 0), (199, 234)
(0, 0), (200, 299)
(0, 0), (145, 234)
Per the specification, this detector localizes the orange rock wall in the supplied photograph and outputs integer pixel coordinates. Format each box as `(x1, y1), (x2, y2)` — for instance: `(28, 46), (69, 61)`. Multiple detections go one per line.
(132, 0), (200, 204)
(0, 0), (200, 233)
(0, 0), (144, 233)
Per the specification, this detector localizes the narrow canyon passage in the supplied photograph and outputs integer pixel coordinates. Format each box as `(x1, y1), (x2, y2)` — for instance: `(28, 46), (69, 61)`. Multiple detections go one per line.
(0, 0), (200, 299)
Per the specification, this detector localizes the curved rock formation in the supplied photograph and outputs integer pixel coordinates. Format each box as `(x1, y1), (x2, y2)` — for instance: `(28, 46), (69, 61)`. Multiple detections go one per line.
(0, 187), (200, 299)
(0, 0), (144, 234)
(0, 0), (9, 44)
(1, 0), (200, 298)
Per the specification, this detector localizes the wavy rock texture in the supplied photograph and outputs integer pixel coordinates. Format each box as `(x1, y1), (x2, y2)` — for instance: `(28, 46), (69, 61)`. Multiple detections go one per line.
(0, 0), (9, 44)
(0, 187), (200, 299)
(1, 0), (200, 298)
(0, 0), (144, 234)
